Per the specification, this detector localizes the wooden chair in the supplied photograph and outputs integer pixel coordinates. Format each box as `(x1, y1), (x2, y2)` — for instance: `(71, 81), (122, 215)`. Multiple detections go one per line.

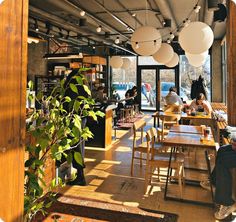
(159, 113), (181, 141)
(131, 119), (147, 176)
(144, 127), (185, 198)
(131, 119), (165, 176)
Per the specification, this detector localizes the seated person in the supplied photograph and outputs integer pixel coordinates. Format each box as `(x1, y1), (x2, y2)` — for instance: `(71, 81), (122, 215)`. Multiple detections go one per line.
(200, 135), (236, 220)
(94, 86), (105, 103)
(189, 93), (212, 114)
(164, 87), (183, 112)
(125, 86), (138, 106)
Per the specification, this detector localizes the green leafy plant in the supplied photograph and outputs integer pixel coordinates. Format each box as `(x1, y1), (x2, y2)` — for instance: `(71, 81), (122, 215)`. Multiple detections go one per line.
(24, 68), (104, 221)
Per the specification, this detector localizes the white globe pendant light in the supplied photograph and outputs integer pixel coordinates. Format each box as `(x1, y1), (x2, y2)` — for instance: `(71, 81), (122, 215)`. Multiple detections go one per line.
(121, 58), (131, 69)
(188, 58), (205, 67)
(131, 26), (162, 56)
(179, 22), (214, 54)
(165, 53), (179, 67)
(152, 43), (174, 64)
(186, 50), (208, 62)
(110, 56), (123, 69)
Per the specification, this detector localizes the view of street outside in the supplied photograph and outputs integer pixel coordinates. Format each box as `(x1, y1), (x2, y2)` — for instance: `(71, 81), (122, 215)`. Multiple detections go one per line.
(179, 55), (211, 101)
(111, 55), (211, 110)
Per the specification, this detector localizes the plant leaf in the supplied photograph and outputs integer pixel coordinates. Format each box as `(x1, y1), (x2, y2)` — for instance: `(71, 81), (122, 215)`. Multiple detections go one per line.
(69, 83), (78, 94)
(74, 152), (83, 166)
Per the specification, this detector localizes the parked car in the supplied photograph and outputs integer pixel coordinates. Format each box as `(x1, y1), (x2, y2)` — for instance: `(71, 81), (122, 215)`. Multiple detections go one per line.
(112, 82), (135, 100)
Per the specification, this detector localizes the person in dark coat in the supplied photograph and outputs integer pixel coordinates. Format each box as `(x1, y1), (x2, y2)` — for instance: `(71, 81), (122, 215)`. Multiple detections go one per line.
(200, 135), (236, 220)
(60, 69), (89, 186)
(190, 75), (208, 100)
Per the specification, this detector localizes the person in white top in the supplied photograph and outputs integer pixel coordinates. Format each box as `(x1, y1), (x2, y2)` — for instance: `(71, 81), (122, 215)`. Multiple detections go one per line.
(189, 93), (212, 114)
(164, 87), (183, 112)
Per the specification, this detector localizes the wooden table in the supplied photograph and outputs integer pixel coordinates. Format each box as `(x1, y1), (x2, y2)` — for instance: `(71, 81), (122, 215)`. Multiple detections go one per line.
(162, 128), (217, 206)
(169, 125), (203, 134)
(152, 111), (212, 128)
(180, 112), (212, 121)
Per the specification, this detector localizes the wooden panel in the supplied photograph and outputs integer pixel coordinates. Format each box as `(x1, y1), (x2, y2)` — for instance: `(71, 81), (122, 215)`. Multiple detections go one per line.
(105, 109), (113, 147)
(0, 0), (28, 221)
(227, 1), (236, 125)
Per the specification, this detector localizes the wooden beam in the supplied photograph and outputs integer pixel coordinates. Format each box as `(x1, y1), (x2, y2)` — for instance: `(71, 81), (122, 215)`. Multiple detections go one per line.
(227, 1), (236, 126)
(0, 0), (28, 221)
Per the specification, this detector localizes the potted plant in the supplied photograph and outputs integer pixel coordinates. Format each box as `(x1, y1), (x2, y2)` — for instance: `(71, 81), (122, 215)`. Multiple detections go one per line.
(24, 68), (104, 221)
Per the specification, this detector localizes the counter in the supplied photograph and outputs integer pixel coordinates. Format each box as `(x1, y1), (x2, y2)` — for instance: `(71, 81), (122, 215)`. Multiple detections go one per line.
(86, 104), (116, 148)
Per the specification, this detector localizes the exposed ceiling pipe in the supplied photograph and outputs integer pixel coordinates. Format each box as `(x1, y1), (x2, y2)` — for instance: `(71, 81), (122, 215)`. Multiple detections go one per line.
(92, 0), (135, 32)
(29, 7), (135, 55)
(29, 6), (105, 43)
(115, 0), (144, 27)
(45, 0), (130, 41)
(146, 0), (164, 27)
(154, 0), (178, 31)
(203, 0), (214, 26)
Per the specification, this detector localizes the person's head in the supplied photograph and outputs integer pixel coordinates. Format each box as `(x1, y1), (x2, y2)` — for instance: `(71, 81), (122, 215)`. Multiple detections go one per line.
(97, 86), (104, 92)
(132, 86), (137, 92)
(169, 87), (177, 93)
(196, 93), (205, 105)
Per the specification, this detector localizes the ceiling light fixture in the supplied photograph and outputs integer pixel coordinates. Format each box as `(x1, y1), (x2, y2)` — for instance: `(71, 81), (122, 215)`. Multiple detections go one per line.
(115, 37), (120, 44)
(132, 13), (136, 17)
(27, 37), (40, 44)
(96, 25), (102, 33)
(194, 5), (201, 13)
(35, 20), (39, 32)
(170, 32), (175, 39)
(167, 39), (171, 44)
(80, 10), (86, 16)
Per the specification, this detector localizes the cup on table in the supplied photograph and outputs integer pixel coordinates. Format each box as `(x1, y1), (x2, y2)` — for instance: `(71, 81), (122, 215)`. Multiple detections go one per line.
(204, 127), (211, 140)
(200, 125), (206, 135)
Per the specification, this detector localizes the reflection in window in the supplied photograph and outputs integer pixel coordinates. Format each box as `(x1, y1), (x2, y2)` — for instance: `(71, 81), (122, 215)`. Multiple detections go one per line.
(179, 55), (211, 101)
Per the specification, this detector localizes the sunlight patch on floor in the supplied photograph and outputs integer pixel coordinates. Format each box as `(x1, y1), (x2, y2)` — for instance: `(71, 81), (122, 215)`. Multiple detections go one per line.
(115, 146), (131, 152)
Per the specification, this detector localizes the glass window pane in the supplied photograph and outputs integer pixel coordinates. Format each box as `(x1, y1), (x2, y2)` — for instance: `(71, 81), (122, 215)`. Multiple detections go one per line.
(179, 55), (211, 101)
(111, 56), (137, 100)
(138, 56), (161, 65)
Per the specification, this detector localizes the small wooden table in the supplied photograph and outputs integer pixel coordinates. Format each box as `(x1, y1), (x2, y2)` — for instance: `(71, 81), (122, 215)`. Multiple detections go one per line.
(169, 125), (203, 134)
(163, 128), (217, 206)
(152, 111), (212, 128)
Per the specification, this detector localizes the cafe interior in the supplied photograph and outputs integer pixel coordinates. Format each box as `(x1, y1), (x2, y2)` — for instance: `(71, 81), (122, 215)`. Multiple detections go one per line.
(1, 0), (236, 221)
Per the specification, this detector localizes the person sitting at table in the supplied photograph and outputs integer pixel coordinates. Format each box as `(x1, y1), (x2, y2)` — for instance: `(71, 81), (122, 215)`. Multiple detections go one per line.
(164, 86), (183, 113)
(200, 135), (236, 220)
(189, 93), (212, 114)
(125, 86), (138, 106)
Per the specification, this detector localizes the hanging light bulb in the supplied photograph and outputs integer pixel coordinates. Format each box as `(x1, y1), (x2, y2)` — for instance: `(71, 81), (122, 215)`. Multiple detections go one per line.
(167, 38), (171, 44)
(170, 32), (175, 39)
(96, 25), (102, 33)
(194, 5), (201, 13)
(183, 19), (190, 27)
(80, 10), (86, 16)
(115, 37), (120, 44)
(135, 42), (139, 49)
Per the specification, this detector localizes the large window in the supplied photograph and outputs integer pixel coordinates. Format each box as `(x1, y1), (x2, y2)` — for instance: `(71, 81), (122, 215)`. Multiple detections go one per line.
(179, 55), (211, 101)
(111, 56), (137, 100)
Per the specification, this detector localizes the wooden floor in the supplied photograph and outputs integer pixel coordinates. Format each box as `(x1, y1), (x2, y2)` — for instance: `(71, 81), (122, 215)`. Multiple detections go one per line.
(58, 114), (218, 222)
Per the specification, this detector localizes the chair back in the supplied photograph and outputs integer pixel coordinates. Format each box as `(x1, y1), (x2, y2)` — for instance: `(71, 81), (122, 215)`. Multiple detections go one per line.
(133, 119), (146, 148)
(159, 113), (181, 140)
(146, 127), (158, 160)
